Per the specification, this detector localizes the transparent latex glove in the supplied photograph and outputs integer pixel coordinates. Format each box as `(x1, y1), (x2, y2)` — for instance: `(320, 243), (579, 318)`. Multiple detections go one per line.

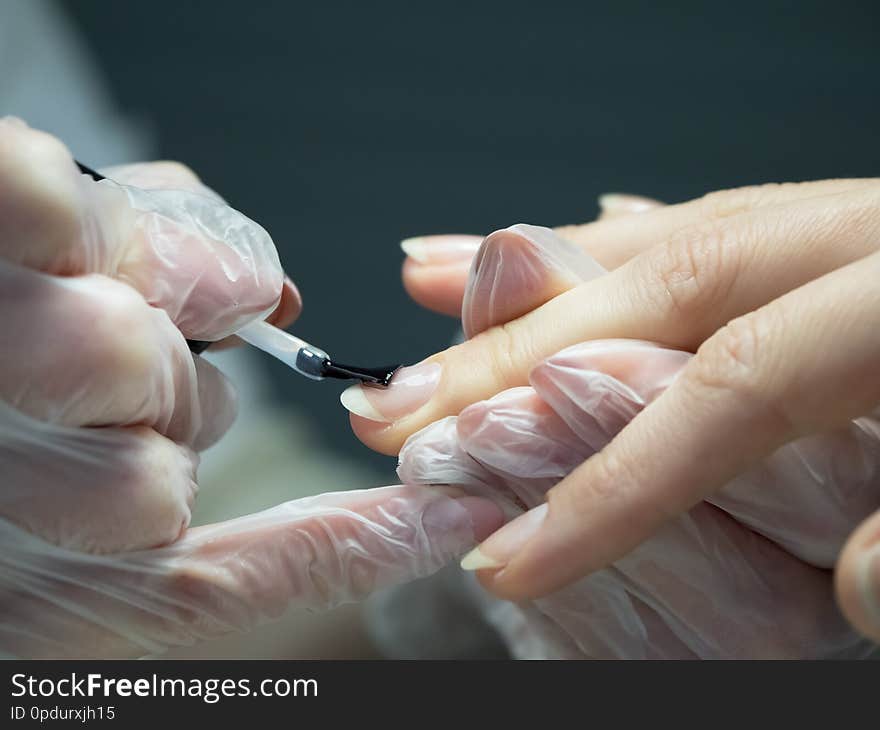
(401, 341), (880, 658)
(0, 477), (499, 658)
(397, 225), (880, 658)
(0, 118), (504, 657)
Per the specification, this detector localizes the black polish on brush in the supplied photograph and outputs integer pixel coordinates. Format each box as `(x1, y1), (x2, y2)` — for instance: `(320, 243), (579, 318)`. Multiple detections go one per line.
(294, 347), (401, 387)
(76, 160), (401, 385)
(321, 361), (401, 387)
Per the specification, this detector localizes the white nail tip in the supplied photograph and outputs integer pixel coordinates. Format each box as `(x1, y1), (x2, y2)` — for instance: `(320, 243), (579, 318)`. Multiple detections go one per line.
(598, 193), (624, 211)
(400, 237), (429, 264)
(460, 547), (504, 571)
(340, 385), (389, 422)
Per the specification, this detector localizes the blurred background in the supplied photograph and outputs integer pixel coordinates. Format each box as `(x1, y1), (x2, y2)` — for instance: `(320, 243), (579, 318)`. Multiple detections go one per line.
(3, 0), (878, 657)
(53, 0), (880, 474)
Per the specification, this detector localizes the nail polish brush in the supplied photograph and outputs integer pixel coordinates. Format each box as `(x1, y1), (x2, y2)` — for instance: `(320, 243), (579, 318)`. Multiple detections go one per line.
(76, 161), (401, 387)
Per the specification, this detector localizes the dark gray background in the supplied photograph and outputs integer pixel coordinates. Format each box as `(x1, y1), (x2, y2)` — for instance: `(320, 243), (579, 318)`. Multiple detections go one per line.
(62, 0), (880, 474)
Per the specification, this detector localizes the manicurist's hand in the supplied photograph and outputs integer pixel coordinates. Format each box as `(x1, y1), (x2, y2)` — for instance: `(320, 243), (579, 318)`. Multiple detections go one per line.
(341, 179), (880, 644)
(0, 118), (502, 657)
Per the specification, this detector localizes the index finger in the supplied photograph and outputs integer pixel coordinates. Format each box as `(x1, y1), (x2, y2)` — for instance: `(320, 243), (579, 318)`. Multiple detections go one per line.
(347, 186), (880, 455)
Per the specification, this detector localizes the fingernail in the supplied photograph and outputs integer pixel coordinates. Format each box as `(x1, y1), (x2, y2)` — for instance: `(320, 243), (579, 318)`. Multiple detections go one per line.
(460, 546), (504, 570)
(460, 502), (548, 571)
(340, 361), (442, 422)
(400, 235), (483, 265)
(597, 193), (660, 218)
(857, 544), (880, 629)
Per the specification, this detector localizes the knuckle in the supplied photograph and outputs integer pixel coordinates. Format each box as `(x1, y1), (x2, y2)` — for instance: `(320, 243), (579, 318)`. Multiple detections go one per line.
(477, 319), (541, 393)
(683, 312), (792, 436)
(687, 314), (765, 396)
(118, 427), (194, 545)
(643, 222), (736, 325)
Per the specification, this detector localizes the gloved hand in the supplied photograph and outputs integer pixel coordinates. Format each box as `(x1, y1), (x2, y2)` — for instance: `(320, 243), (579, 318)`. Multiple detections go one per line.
(396, 223), (880, 658)
(0, 118), (502, 657)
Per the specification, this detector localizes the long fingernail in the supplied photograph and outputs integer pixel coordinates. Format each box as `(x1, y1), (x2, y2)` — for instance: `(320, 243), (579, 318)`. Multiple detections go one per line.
(400, 235), (482, 264)
(461, 502), (548, 571)
(340, 361), (442, 422)
(597, 193), (660, 219)
(858, 544), (880, 629)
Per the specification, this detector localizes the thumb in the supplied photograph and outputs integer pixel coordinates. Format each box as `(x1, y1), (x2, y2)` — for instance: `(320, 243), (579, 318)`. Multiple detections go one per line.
(462, 224), (605, 338)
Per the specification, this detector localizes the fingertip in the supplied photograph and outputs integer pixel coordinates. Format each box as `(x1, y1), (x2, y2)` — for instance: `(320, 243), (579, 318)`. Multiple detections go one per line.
(454, 399), (485, 438)
(191, 357), (238, 450)
(117, 186), (285, 341)
(347, 411), (402, 456)
(461, 546), (505, 572)
(471, 563), (507, 595)
(835, 511), (880, 643)
(474, 562), (543, 601)
(462, 224), (604, 337)
(462, 502), (551, 600)
(160, 277), (297, 353)
(402, 257), (470, 317)
(266, 275), (302, 329)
